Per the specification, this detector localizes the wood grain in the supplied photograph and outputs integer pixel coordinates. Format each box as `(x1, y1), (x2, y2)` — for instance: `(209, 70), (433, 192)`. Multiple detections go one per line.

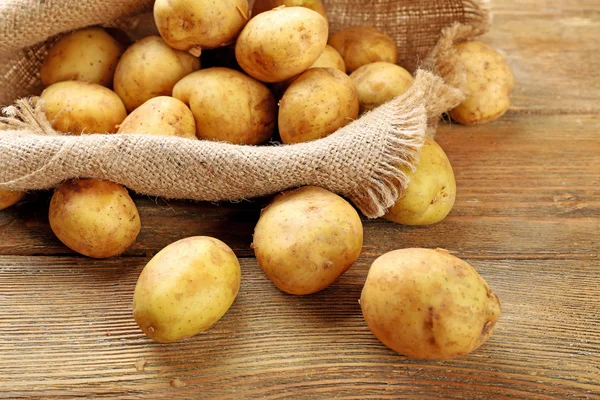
(1, 0), (599, 398)
(0, 257), (598, 399)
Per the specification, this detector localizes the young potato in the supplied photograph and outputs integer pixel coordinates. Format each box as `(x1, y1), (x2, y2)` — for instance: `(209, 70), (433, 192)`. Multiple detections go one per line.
(279, 68), (359, 144)
(133, 237), (241, 343)
(0, 190), (26, 211)
(40, 81), (127, 134)
(40, 27), (124, 88)
(236, 7), (328, 82)
(310, 45), (346, 73)
(117, 96), (196, 139)
(449, 41), (514, 125)
(113, 36), (200, 112)
(252, 0), (328, 23)
(361, 248), (502, 360)
(49, 179), (141, 259)
(154, 0), (249, 56)
(329, 26), (398, 73)
(350, 62), (414, 113)
(173, 68), (276, 145)
(385, 137), (456, 225)
(253, 186), (363, 295)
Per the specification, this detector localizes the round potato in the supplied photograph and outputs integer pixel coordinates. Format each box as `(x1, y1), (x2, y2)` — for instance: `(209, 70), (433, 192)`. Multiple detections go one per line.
(385, 137), (456, 225)
(49, 179), (141, 259)
(253, 186), (363, 295)
(448, 41), (514, 125)
(0, 190), (26, 211)
(310, 45), (346, 73)
(113, 36), (200, 112)
(236, 7), (328, 82)
(361, 248), (502, 360)
(279, 68), (359, 144)
(117, 96), (196, 139)
(173, 68), (276, 144)
(154, 0), (249, 56)
(329, 26), (398, 73)
(40, 81), (127, 134)
(350, 62), (413, 112)
(252, 0), (328, 23)
(133, 236), (241, 343)
(40, 27), (124, 88)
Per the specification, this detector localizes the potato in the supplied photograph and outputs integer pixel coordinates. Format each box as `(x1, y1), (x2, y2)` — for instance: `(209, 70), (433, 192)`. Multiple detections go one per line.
(329, 26), (398, 73)
(252, 0), (328, 23)
(40, 27), (124, 88)
(113, 36), (200, 112)
(310, 45), (346, 73)
(173, 68), (276, 144)
(253, 186), (363, 295)
(154, 0), (249, 56)
(236, 7), (328, 82)
(40, 81), (127, 134)
(0, 190), (25, 211)
(448, 41), (514, 125)
(385, 137), (456, 225)
(49, 179), (141, 259)
(361, 248), (502, 360)
(117, 96), (196, 139)
(350, 62), (413, 112)
(279, 68), (359, 144)
(133, 236), (241, 343)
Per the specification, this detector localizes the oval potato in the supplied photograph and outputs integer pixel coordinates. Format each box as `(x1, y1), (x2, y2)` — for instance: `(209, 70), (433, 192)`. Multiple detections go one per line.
(385, 137), (456, 225)
(350, 62), (413, 112)
(0, 190), (26, 211)
(279, 68), (359, 144)
(117, 96), (196, 139)
(114, 36), (200, 112)
(449, 41), (514, 125)
(133, 236), (241, 343)
(236, 7), (328, 82)
(252, 0), (328, 23)
(253, 186), (363, 295)
(329, 26), (398, 73)
(173, 68), (276, 145)
(361, 248), (502, 360)
(49, 179), (141, 259)
(41, 81), (127, 134)
(41, 27), (124, 88)
(154, 0), (249, 55)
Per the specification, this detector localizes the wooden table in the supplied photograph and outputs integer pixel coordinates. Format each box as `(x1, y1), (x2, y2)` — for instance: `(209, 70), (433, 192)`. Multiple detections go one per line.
(1, 1), (599, 398)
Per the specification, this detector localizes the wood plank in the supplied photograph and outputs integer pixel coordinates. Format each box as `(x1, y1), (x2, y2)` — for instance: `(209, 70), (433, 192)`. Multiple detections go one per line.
(0, 256), (598, 399)
(1, 114), (597, 258)
(480, 12), (600, 114)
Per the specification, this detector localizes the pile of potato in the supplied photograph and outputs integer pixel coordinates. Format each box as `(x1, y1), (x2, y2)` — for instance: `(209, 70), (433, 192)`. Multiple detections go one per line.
(0, 0), (514, 360)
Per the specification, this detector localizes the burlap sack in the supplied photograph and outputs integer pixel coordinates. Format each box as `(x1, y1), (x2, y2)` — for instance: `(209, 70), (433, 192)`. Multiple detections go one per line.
(0, 0), (489, 217)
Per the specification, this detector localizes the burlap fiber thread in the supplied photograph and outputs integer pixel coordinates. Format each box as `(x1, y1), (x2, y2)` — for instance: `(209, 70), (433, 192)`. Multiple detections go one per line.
(0, 0), (489, 217)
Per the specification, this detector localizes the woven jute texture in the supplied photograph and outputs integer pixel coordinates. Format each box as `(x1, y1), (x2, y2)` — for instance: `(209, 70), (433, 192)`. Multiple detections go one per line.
(0, 0), (488, 217)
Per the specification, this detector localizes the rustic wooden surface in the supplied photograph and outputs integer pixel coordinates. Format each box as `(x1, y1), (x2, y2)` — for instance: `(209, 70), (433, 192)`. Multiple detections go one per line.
(1, 1), (599, 398)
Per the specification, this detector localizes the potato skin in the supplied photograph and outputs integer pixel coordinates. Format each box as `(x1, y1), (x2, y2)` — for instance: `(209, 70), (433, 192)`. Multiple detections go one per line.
(236, 7), (328, 82)
(449, 41), (514, 125)
(40, 81), (127, 134)
(133, 236), (241, 343)
(40, 27), (124, 88)
(279, 68), (359, 144)
(253, 186), (363, 295)
(0, 190), (26, 211)
(173, 68), (276, 144)
(350, 62), (413, 112)
(252, 0), (328, 23)
(361, 248), (502, 360)
(113, 36), (200, 112)
(154, 0), (249, 54)
(385, 137), (456, 225)
(49, 179), (141, 259)
(117, 96), (196, 139)
(329, 26), (398, 73)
